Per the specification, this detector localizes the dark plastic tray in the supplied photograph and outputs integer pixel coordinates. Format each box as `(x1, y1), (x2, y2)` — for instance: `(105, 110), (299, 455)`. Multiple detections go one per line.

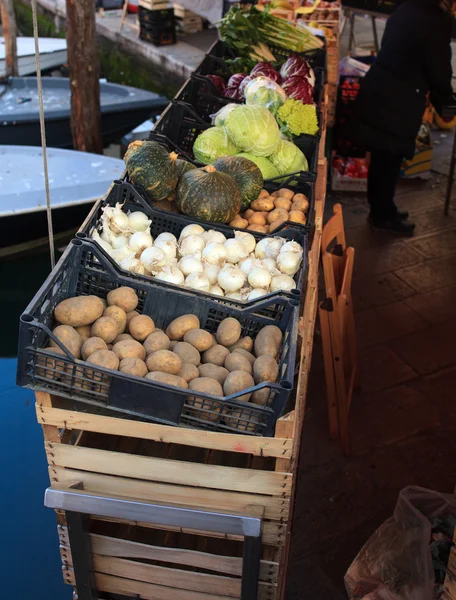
(77, 181), (308, 309)
(149, 101), (319, 178)
(17, 239), (299, 436)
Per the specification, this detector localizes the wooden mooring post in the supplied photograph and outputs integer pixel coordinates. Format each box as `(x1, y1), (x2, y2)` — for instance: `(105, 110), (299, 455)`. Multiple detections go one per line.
(65, 0), (103, 153)
(0, 0), (18, 77)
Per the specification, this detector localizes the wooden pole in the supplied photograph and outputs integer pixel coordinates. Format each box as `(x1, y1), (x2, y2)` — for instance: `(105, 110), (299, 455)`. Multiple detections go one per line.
(65, 0), (103, 153)
(0, 0), (18, 77)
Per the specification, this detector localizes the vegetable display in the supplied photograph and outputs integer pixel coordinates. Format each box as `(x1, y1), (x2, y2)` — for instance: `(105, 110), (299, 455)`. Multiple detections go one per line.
(124, 141), (178, 202)
(212, 156), (264, 210)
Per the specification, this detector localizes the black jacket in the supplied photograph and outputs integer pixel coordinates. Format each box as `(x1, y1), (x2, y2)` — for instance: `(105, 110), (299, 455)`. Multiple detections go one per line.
(353, 0), (453, 158)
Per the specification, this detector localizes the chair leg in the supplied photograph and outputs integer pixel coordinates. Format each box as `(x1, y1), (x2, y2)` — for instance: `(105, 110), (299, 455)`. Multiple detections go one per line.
(319, 302), (339, 440)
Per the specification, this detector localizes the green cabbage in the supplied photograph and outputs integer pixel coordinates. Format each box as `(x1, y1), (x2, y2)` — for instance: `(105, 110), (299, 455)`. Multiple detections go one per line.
(236, 153), (280, 180)
(213, 103), (239, 127)
(193, 127), (238, 164)
(244, 77), (286, 115)
(269, 139), (308, 175)
(224, 105), (280, 157)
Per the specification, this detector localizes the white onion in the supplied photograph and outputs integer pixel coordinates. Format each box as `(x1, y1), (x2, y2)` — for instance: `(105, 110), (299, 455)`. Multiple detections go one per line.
(225, 291), (243, 300)
(217, 264), (246, 292)
(140, 246), (166, 273)
(270, 274), (296, 292)
(255, 237), (284, 260)
(248, 266), (272, 289)
(120, 256), (146, 275)
(234, 231), (256, 255)
(202, 242), (227, 266)
(155, 232), (177, 244)
(277, 252), (301, 276)
(203, 262), (221, 285)
(281, 240), (303, 257)
(129, 231), (153, 256)
(209, 284), (224, 297)
(261, 258), (277, 273)
(248, 288), (268, 300)
(103, 204), (130, 234)
(128, 211), (151, 232)
(239, 256), (263, 277)
(109, 246), (135, 263)
(203, 230), (227, 245)
(224, 238), (248, 264)
(179, 224), (205, 240)
(92, 230), (113, 254)
(154, 266), (185, 285)
(179, 234), (205, 257)
(178, 255), (203, 277)
(111, 234), (129, 250)
(154, 238), (177, 261)
(185, 272), (211, 292)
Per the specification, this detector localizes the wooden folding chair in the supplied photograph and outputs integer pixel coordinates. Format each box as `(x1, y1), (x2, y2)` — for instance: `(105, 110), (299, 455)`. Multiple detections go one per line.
(319, 204), (357, 455)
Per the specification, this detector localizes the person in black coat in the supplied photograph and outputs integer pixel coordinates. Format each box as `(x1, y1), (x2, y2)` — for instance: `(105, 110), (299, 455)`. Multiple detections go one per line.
(353, 0), (453, 234)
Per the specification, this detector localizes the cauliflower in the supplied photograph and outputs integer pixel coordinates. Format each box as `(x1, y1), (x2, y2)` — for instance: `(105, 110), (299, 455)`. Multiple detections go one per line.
(277, 99), (319, 137)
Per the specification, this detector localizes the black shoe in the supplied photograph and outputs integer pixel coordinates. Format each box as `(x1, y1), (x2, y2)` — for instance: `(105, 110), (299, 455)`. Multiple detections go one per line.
(397, 210), (409, 220)
(368, 216), (416, 235)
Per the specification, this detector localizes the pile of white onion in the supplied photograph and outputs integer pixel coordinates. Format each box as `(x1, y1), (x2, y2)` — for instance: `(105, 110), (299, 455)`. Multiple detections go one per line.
(91, 203), (303, 300)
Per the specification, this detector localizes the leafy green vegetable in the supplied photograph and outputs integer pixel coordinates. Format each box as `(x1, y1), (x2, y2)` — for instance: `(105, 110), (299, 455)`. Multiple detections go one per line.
(269, 139), (308, 175)
(236, 153), (280, 180)
(277, 99), (319, 137)
(244, 77), (286, 115)
(225, 105), (280, 157)
(193, 127), (238, 164)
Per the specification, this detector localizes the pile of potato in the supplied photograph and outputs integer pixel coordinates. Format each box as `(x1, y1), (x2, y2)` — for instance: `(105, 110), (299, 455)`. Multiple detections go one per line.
(229, 188), (310, 234)
(42, 286), (283, 430)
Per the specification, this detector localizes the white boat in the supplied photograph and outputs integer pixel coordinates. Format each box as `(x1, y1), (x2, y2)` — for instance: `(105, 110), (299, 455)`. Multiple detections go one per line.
(0, 37), (67, 77)
(0, 145), (124, 251)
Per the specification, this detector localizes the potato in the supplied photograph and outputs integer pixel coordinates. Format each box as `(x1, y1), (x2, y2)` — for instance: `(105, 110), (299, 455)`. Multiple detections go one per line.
(267, 208), (288, 225)
(228, 337), (253, 353)
(54, 295), (104, 327)
(202, 344), (230, 367)
(103, 305), (127, 335)
(225, 353), (252, 374)
(87, 349), (120, 370)
(229, 216), (249, 229)
(81, 337), (108, 361)
(126, 310), (140, 331)
(144, 331), (170, 355)
(251, 198), (274, 212)
(107, 287), (138, 312)
(269, 219), (287, 233)
(224, 409), (257, 432)
(120, 357), (148, 377)
(51, 325), (83, 359)
(129, 315), (155, 342)
(289, 211), (306, 225)
(169, 340), (178, 351)
(189, 377), (223, 396)
(223, 371), (255, 402)
(37, 347), (68, 377)
(91, 316), (119, 344)
(75, 325), (92, 343)
(146, 350), (182, 374)
(198, 363), (229, 385)
(243, 209), (255, 219)
(270, 190), (280, 198)
(113, 333), (133, 344)
(112, 339), (146, 361)
(278, 188), (294, 200)
(253, 354), (279, 384)
(233, 348), (256, 366)
(291, 194), (309, 212)
(254, 325), (283, 359)
(184, 328), (213, 352)
(274, 197), (292, 211)
(177, 363), (200, 383)
(166, 314), (200, 341)
(259, 189), (269, 199)
(216, 318), (241, 347)
(145, 371), (188, 389)
(173, 341), (201, 366)
(247, 224), (268, 233)
(248, 212), (267, 226)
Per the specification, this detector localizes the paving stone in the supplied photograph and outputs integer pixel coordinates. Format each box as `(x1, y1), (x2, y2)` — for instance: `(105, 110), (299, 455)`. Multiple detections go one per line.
(394, 189), (443, 215)
(353, 272), (416, 308)
(354, 243), (423, 279)
(356, 302), (428, 349)
(407, 228), (456, 259)
(395, 253), (456, 293)
(403, 284), (456, 324)
(411, 367), (456, 425)
(358, 345), (417, 392)
(341, 204), (371, 229)
(409, 206), (456, 237)
(346, 224), (398, 250)
(350, 385), (439, 454)
(390, 319), (456, 374)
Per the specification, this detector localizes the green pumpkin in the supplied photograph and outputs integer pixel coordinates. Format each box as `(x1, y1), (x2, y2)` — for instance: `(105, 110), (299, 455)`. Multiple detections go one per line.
(124, 140), (178, 202)
(176, 166), (242, 224)
(175, 158), (196, 181)
(213, 156), (264, 211)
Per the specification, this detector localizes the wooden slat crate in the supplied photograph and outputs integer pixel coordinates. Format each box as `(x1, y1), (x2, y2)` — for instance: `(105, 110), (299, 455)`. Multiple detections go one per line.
(140, 0), (170, 9)
(173, 3), (203, 32)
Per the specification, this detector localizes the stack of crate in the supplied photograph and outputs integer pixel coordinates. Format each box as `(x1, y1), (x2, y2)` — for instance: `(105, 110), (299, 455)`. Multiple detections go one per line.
(138, 0), (176, 46)
(173, 3), (203, 33)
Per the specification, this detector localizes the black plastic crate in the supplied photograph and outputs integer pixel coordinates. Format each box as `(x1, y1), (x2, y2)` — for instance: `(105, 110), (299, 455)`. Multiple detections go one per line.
(140, 22), (176, 46)
(17, 239), (299, 436)
(138, 5), (175, 27)
(150, 101), (319, 178)
(77, 180), (308, 308)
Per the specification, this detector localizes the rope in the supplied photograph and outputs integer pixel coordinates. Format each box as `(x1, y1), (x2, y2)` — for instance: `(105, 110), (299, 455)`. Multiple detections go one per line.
(31, 0), (56, 269)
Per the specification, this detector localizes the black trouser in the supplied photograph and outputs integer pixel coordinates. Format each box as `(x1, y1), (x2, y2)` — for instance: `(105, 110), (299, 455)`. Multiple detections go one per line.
(367, 150), (403, 221)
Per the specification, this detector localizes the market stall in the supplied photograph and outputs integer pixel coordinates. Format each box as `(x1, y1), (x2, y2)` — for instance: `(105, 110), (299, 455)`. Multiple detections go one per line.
(17, 5), (329, 598)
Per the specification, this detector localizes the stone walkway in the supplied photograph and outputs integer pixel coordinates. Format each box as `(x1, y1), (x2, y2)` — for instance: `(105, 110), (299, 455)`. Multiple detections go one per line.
(286, 174), (456, 599)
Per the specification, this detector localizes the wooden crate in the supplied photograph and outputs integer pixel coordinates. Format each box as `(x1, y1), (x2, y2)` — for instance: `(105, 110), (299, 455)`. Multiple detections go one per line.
(140, 0), (170, 9)
(173, 3), (203, 32)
